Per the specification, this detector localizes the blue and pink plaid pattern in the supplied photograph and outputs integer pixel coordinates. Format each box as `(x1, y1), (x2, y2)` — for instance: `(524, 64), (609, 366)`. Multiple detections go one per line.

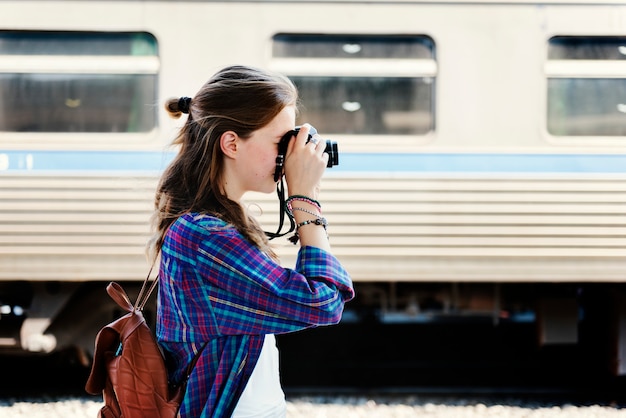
(157, 213), (354, 417)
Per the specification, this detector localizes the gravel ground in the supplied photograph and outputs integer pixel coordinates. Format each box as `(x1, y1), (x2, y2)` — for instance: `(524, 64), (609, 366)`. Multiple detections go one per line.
(1, 396), (625, 417)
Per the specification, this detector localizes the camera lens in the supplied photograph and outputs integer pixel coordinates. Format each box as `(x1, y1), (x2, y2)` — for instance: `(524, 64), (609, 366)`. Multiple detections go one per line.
(324, 140), (338, 168)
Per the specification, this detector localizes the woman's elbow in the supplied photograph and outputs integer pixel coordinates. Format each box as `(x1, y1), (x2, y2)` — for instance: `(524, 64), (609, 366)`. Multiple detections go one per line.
(316, 299), (347, 325)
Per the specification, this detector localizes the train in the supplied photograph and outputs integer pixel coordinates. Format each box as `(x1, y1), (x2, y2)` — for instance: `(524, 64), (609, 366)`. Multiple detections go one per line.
(1, 0), (626, 376)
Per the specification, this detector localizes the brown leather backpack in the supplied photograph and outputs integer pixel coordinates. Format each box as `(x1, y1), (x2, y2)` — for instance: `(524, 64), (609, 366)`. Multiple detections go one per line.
(85, 279), (204, 418)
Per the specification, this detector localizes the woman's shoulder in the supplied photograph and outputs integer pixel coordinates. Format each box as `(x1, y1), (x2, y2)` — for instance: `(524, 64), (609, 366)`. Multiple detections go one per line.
(173, 213), (236, 236)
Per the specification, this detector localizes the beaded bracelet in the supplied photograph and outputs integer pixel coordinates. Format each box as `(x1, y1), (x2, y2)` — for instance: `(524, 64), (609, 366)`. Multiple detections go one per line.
(291, 206), (322, 218)
(285, 195), (321, 219)
(296, 217), (328, 230)
(287, 194), (321, 208)
(288, 216), (329, 244)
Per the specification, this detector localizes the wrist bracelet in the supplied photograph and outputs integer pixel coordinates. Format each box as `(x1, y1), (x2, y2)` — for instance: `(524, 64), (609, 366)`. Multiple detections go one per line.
(285, 195), (321, 218)
(287, 194), (321, 208)
(291, 207), (322, 218)
(296, 217), (328, 230)
(289, 216), (329, 245)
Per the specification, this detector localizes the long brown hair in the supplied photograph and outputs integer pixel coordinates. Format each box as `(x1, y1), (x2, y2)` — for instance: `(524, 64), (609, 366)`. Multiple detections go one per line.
(148, 65), (298, 260)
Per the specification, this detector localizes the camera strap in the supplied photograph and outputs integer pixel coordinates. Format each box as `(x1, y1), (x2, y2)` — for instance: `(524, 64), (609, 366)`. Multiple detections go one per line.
(265, 176), (295, 240)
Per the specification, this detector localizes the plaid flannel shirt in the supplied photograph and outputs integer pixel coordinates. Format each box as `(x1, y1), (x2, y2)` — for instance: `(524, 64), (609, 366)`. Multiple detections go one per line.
(156, 213), (354, 418)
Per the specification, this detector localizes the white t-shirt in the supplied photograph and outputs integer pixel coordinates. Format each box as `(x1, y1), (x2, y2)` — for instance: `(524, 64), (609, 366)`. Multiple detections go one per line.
(232, 334), (286, 418)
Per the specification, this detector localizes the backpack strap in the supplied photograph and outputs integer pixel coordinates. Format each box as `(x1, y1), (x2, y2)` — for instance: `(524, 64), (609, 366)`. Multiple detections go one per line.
(135, 257), (159, 311)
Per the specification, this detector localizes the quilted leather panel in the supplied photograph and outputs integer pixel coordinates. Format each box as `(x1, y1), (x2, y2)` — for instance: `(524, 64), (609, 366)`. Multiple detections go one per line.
(86, 282), (184, 418)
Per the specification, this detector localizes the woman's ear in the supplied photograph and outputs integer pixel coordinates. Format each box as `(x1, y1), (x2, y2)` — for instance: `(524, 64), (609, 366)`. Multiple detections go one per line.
(220, 131), (238, 159)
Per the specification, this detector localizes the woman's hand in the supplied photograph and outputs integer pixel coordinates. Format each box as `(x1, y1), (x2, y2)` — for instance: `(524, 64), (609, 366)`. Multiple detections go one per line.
(283, 124), (331, 250)
(283, 124), (329, 200)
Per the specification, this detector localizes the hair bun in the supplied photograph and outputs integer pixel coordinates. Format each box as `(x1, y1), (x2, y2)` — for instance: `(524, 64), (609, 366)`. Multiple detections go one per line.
(178, 97), (191, 114)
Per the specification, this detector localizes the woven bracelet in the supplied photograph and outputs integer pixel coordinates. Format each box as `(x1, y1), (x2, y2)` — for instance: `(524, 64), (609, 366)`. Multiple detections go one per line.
(289, 216), (329, 245)
(296, 217), (328, 230)
(291, 206), (322, 218)
(285, 195), (322, 217)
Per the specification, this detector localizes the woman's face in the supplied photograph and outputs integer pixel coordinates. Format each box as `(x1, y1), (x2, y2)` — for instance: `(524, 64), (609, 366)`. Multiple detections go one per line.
(235, 105), (296, 196)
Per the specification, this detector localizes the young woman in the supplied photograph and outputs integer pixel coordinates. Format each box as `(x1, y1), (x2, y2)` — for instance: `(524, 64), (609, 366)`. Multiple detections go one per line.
(148, 65), (354, 418)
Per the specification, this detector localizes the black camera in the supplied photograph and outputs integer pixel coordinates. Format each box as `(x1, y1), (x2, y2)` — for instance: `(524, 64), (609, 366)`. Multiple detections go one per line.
(273, 126), (338, 182)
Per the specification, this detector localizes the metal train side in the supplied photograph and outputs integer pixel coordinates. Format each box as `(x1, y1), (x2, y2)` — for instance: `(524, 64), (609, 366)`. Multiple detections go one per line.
(0, 0), (625, 374)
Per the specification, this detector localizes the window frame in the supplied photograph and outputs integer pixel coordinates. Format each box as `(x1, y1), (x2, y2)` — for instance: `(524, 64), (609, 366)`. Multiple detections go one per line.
(269, 33), (437, 152)
(545, 35), (626, 145)
(0, 30), (160, 144)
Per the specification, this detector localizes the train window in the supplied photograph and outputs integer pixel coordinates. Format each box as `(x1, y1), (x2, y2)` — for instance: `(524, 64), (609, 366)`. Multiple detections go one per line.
(548, 36), (626, 60)
(547, 36), (626, 137)
(290, 76), (432, 135)
(272, 34), (435, 136)
(273, 34), (434, 59)
(0, 31), (158, 133)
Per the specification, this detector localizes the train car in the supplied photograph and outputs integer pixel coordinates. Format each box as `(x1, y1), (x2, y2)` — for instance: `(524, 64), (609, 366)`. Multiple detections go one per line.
(1, 0), (626, 375)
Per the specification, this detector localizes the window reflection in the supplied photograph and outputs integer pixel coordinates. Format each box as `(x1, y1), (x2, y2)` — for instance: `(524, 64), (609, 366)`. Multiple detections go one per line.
(548, 36), (626, 60)
(547, 36), (626, 137)
(0, 31), (158, 134)
(293, 76), (433, 135)
(0, 31), (157, 56)
(0, 73), (156, 132)
(548, 78), (626, 136)
(273, 34), (435, 136)
(273, 34), (434, 59)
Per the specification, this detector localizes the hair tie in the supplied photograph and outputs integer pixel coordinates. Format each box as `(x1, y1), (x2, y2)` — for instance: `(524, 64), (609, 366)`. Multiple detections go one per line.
(178, 97), (191, 114)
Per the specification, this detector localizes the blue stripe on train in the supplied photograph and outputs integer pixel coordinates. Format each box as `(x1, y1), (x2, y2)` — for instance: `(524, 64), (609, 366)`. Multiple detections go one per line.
(1, 150), (626, 173)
